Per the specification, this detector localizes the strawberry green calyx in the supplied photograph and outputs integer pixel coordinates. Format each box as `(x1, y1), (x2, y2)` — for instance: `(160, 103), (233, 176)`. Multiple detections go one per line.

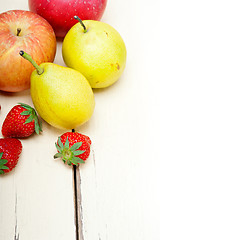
(19, 103), (42, 135)
(54, 137), (85, 165)
(0, 152), (9, 174)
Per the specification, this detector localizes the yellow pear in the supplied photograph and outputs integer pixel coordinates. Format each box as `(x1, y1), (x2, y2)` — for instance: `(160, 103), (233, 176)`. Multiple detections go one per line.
(19, 51), (95, 130)
(62, 17), (127, 88)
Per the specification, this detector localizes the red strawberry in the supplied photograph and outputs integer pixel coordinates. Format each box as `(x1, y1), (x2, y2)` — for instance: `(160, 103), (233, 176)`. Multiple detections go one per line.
(2, 103), (42, 138)
(54, 131), (91, 165)
(0, 138), (22, 174)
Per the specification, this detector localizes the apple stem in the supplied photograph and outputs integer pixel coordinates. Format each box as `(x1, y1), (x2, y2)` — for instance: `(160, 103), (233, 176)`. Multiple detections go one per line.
(19, 50), (44, 75)
(17, 28), (21, 36)
(74, 16), (87, 33)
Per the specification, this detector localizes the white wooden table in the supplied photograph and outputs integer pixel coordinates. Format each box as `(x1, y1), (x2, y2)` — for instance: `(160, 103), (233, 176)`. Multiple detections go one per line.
(2, 0), (240, 240)
(0, 0), (150, 239)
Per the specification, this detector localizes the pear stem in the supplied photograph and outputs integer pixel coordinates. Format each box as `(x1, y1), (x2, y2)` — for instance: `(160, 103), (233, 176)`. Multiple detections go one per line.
(19, 50), (44, 75)
(74, 16), (87, 33)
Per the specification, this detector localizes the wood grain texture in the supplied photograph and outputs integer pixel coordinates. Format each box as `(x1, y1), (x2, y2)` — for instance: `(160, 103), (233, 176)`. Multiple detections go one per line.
(0, 0), (150, 239)
(5, 0), (240, 239)
(0, 103), (77, 240)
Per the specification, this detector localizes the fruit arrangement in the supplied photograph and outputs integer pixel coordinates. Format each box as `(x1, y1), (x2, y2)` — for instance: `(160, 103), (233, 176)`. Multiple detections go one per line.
(0, 1), (126, 174)
(0, 103), (40, 174)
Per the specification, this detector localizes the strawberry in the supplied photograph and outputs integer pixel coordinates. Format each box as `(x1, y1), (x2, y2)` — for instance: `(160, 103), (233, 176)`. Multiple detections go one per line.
(54, 131), (91, 165)
(2, 103), (42, 138)
(0, 138), (22, 174)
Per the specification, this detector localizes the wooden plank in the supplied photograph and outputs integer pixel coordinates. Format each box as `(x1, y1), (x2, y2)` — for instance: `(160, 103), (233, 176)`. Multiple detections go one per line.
(0, 101), (77, 240)
(2, 0), (239, 240)
(73, 166), (84, 240)
(0, 1), (77, 237)
(0, 100), (77, 240)
(75, 1), (149, 239)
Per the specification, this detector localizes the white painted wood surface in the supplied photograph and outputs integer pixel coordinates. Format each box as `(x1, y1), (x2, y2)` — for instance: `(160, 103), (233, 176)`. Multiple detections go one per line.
(0, 1), (148, 239)
(2, 0), (240, 240)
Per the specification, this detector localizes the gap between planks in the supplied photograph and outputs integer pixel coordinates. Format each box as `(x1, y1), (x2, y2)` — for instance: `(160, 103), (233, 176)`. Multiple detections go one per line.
(73, 165), (84, 240)
(13, 158), (84, 240)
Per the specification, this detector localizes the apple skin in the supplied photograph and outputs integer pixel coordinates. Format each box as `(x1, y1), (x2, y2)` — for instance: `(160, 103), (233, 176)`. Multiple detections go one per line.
(28, 0), (107, 38)
(0, 10), (56, 92)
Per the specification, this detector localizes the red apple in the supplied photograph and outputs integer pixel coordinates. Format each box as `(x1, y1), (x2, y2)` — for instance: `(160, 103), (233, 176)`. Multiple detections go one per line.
(28, 0), (107, 38)
(0, 10), (56, 92)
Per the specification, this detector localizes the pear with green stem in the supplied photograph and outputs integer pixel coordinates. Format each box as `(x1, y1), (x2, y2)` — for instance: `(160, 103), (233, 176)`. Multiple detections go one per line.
(19, 50), (95, 130)
(62, 16), (127, 88)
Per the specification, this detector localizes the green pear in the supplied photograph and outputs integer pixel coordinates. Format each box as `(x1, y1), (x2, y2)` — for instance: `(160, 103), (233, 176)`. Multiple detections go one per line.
(19, 51), (95, 130)
(62, 17), (127, 88)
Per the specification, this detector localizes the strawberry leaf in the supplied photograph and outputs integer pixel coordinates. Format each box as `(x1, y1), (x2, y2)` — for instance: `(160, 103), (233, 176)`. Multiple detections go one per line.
(0, 159), (8, 165)
(0, 166), (9, 170)
(72, 156), (85, 164)
(19, 103), (32, 110)
(20, 110), (31, 116)
(35, 119), (42, 135)
(70, 159), (79, 165)
(19, 103), (42, 135)
(66, 160), (72, 166)
(73, 150), (85, 156)
(70, 142), (82, 151)
(25, 114), (34, 123)
(64, 137), (70, 149)
(58, 137), (64, 149)
(54, 152), (62, 159)
(0, 152), (9, 173)
(71, 156), (85, 165)
(55, 142), (62, 153)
